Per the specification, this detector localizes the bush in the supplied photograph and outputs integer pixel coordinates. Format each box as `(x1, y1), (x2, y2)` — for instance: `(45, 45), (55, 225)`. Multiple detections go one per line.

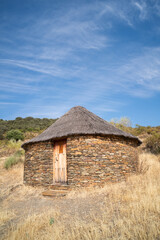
(7, 139), (22, 151)
(4, 150), (24, 169)
(6, 129), (24, 141)
(110, 117), (132, 127)
(119, 117), (132, 127)
(146, 133), (160, 154)
(0, 129), (4, 140)
(134, 124), (146, 135)
(0, 117), (57, 136)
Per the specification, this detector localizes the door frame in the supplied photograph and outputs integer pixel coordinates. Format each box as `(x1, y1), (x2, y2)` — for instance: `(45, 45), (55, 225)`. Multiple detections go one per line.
(53, 139), (67, 184)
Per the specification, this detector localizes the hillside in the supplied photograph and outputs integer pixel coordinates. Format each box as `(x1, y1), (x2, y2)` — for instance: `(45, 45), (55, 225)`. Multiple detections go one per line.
(1, 116), (160, 154)
(0, 117), (160, 138)
(0, 117), (57, 140)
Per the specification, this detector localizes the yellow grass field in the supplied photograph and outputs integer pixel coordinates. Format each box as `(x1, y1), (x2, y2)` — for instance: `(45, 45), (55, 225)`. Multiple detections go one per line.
(0, 153), (160, 240)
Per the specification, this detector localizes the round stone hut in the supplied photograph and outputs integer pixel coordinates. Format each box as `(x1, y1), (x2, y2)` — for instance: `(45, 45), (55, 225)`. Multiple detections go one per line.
(22, 106), (141, 188)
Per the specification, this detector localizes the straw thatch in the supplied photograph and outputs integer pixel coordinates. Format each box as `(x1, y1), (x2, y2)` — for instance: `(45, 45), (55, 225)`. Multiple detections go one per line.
(22, 106), (141, 147)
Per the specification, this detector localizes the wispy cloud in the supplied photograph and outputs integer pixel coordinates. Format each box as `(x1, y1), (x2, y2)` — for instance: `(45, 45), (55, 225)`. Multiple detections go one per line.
(99, 1), (133, 26)
(113, 47), (160, 97)
(0, 0), (160, 122)
(133, 1), (148, 20)
(0, 1), (109, 97)
(0, 80), (39, 93)
(0, 102), (23, 105)
(98, 0), (151, 26)
(1, 47), (160, 106)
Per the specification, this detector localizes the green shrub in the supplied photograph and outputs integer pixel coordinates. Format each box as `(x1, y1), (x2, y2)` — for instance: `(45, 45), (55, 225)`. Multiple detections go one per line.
(7, 139), (22, 151)
(6, 129), (24, 141)
(146, 133), (160, 154)
(4, 150), (24, 169)
(0, 117), (57, 137)
(134, 125), (146, 135)
(0, 129), (5, 140)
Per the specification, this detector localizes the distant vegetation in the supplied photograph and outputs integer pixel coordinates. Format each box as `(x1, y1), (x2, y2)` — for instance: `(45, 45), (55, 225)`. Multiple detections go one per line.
(0, 117), (57, 140)
(110, 117), (160, 136)
(0, 116), (160, 155)
(6, 129), (24, 141)
(146, 134), (160, 155)
(110, 117), (160, 155)
(113, 123), (160, 138)
(110, 116), (132, 127)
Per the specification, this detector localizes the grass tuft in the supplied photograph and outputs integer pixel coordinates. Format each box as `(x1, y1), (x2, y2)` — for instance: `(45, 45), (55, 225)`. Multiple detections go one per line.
(4, 150), (24, 169)
(7, 139), (22, 151)
(0, 209), (15, 227)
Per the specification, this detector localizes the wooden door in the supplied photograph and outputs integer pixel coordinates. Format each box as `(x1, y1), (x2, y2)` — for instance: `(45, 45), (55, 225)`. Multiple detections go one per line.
(53, 140), (67, 184)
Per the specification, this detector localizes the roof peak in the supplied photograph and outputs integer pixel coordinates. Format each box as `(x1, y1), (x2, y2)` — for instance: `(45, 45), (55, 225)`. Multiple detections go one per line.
(70, 106), (86, 110)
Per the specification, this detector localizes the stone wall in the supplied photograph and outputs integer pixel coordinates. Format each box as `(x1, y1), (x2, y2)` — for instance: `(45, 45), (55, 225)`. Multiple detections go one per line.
(24, 141), (53, 186)
(24, 135), (139, 187)
(67, 135), (138, 188)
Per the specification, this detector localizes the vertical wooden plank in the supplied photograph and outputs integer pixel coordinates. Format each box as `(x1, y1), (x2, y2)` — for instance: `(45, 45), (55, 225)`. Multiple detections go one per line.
(55, 143), (57, 183)
(59, 146), (61, 182)
(53, 142), (57, 183)
(56, 144), (59, 182)
(62, 145), (64, 182)
(53, 143), (55, 183)
(63, 142), (67, 182)
(55, 144), (57, 183)
(61, 143), (64, 182)
(63, 142), (65, 182)
(60, 153), (62, 182)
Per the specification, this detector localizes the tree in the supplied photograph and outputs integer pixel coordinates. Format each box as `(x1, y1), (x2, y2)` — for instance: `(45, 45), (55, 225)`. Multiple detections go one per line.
(119, 117), (132, 127)
(110, 118), (119, 126)
(110, 117), (132, 127)
(6, 129), (24, 141)
(15, 117), (23, 121)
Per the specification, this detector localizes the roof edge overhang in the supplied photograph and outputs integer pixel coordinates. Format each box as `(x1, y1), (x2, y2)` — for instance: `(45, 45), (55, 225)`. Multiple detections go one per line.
(21, 133), (142, 149)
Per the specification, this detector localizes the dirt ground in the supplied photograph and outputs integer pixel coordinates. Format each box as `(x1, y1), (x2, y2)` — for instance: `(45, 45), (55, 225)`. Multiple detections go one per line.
(1, 152), (160, 240)
(0, 157), (108, 240)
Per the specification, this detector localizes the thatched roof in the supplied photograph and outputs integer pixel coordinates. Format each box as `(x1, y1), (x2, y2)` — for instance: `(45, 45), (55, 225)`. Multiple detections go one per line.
(22, 106), (141, 147)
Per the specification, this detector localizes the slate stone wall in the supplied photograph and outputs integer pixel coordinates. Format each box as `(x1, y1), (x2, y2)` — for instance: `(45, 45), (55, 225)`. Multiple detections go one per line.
(24, 135), (139, 187)
(67, 135), (138, 188)
(24, 141), (53, 186)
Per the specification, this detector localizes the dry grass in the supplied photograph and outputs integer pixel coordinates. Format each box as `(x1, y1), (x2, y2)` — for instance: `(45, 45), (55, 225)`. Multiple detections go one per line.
(4, 150), (24, 169)
(5, 153), (160, 240)
(0, 209), (15, 228)
(0, 157), (44, 240)
(0, 162), (42, 204)
(6, 140), (22, 151)
(0, 163), (23, 198)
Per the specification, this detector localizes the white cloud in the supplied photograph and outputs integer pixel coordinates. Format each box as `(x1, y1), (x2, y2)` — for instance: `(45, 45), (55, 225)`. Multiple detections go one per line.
(98, 0), (150, 26)
(133, 1), (148, 20)
(1, 47), (160, 100)
(0, 77), (39, 93)
(0, 0), (160, 119)
(114, 47), (160, 97)
(99, 1), (133, 26)
(0, 102), (23, 105)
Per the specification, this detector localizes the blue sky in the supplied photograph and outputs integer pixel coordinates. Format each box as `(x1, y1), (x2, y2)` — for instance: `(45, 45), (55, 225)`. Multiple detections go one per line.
(0, 0), (160, 126)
